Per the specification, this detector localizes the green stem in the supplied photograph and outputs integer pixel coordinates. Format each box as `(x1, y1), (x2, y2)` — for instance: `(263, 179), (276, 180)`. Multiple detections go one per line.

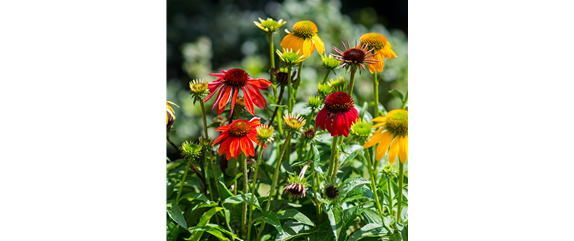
(321, 70), (330, 84)
(175, 157), (192, 202)
(347, 68), (357, 95)
(199, 100), (209, 138)
(386, 175), (394, 216)
(286, 66), (293, 112)
(247, 149), (265, 240)
(268, 33), (275, 80)
(311, 148), (322, 224)
(332, 136), (345, 180)
(257, 132), (292, 240)
(200, 100), (222, 203)
(401, 91), (409, 109)
(372, 71), (379, 117)
(327, 136), (339, 179)
(203, 152), (220, 225)
(292, 62), (303, 108)
(209, 151), (221, 203)
(364, 149), (383, 217)
(241, 154), (248, 238)
(397, 162), (405, 222)
(234, 157), (238, 196)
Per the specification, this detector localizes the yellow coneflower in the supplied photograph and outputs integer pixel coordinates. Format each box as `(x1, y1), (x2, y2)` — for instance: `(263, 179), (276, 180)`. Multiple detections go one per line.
(359, 33), (397, 73)
(363, 109), (408, 164)
(283, 113), (306, 131)
(281, 20), (325, 58)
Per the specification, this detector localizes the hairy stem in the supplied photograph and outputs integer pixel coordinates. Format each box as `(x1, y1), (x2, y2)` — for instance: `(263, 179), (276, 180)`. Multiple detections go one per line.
(347, 67), (357, 95)
(327, 136), (339, 179)
(372, 72), (379, 117)
(247, 148), (265, 239)
(175, 157), (192, 202)
(397, 162), (405, 222)
(364, 149), (383, 216)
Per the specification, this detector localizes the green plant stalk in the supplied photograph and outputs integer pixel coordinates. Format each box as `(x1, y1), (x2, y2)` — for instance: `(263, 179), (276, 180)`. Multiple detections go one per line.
(364, 148), (383, 217)
(372, 71), (379, 117)
(246, 148), (265, 239)
(311, 147), (322, 224)
(401, 91), (409, 109)
(397, 162), (405, 222)
(292, 62), (303, 108)
(332, 136), (345, 180)
(387, 175), (394, 216)
(175, 157), (192, 202)
(241, 153), (248, 238)
(321, 69), (330, 84)
(286, 66), (293, 112)
(234, 157), (238, 196)
(203, 152), (221, 225)
(257, 132), (292, 240)
(199, 101), (223, 203)
(327, 136), (339, 179)
(347, 67), (357, 95)
(268, 33), (276, 81)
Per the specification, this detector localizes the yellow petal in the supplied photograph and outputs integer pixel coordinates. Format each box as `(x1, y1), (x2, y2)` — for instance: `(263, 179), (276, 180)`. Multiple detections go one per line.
(312, 35), (324, 55)
(363, 129), (384, 148)
(399, 135), (408, 163)
(372, 123), (385, 129)
(375, 131), (394, 161)
(281, 34), (301, 51)
(303, 38), (314, 58)
(388, 136), (401, 165)
(372, 116), (386, 123)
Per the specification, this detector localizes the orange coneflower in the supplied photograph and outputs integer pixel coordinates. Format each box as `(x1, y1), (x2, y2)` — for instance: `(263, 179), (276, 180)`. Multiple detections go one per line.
(281, 20), (325, 58)
(359, 33), (397, 73)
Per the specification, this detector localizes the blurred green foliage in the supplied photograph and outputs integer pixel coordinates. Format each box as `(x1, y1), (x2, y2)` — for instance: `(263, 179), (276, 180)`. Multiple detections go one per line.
(167, 0), (408, 158)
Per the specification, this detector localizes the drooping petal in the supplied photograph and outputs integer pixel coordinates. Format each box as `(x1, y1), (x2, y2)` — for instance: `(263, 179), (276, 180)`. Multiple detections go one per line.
(364, 129), (385, 148)
(218, 137), (234, 156)
(242, 86), (256, 116)
(217, 86), (233, 115)
(372, 123), (385, 129)
(387, 137), (401, 165)
(230, 138), (242, 159)
(229, 87), (239, 117)
(212, 131), (230, 145)
(280, 34), (303, 52)
(245, 85), (267, 108)
(375, 131), (394, 161)
(248, 78), (272, 90)
(372, 116), (386, 123)
(399, 135), (408, 163)
(211, 86), (228, 111)
(312, 35), (324, 55)
(302, 38), (314, 58)
(315, 108), (329, 131)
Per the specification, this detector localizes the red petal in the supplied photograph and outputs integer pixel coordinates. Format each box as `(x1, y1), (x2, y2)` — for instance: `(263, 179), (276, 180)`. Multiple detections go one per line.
(249, 117), (261, 127)
(217, 86), (233, 115)
(218, 137), (234, 156)
(248, 78), (272, 89)
(229, 87), (239, 117)
(211, 86), (227, 110)
(212, 131), (230, 145)
(245, 85), (267, 108)
(205, 83), (223, 102)
(242, 86), (255, 116)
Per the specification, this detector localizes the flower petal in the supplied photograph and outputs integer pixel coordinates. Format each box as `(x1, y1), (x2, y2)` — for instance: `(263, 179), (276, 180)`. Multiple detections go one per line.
(303, 38), (314, 58)
(312, 35), (324, 55)
(242, 86), (256, 116)
(375, 131), (394, 161)
(399, 135), (408, 163)
(229, 87), (239, 117)
(388, 136), (401, 165)
(364, 128), (385, 148)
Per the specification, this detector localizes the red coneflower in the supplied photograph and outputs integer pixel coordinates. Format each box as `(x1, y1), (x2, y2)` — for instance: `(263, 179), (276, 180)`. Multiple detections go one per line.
(332, 40), (378, 71)
(212, 117), (263, 160)
(205, 68), (272, 117)
(315, 92), (359, 137)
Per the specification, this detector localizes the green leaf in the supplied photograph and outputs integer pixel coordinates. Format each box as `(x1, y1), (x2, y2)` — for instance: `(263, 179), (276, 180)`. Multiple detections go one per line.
(222, 193), (261, 211)
(167, 218), (179, 241)
(362, 209), (383, 225)
(217, 179), (234, 200)
(277, 209), (315, 227)
(347, 223), (389, 241)
(187, 227), (229, 241)
(256, 211), (284, 235)
(388, 89), (404, 101)
(312, 144), (324, 175)
(338, 145), (363, 169)
(325, 204), (343, 240)
(179, 192), (209, 204)
(340, 177), (370, 196)
(359, 101), (369, 119)
(166, 200), (187, 229)
(167, 180), (176, 200)
(276, 220), (312, 241)
(401, 207), (408, 221)
(269, 104), (288, 108)
(341, 187), (374, 203)
(338, 206), (369, 241)
(185, 207), (224, 241)
(308, 221), (336, 241)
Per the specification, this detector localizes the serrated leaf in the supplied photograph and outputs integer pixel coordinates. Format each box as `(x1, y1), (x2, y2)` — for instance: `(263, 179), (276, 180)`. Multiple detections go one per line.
(222, 193), (261, 211)
(347, 223), (389, 241)
(166, 200), (187, 229)
(388, 89), (404, 101)
(277, 209), (315, 227)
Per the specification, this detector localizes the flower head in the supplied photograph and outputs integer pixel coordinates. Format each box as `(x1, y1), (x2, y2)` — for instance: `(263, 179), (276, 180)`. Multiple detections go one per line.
(359, 33), (397, 73)
(189, 79), (210, 104)
(327, 77), (347, 92)
(256, 124), (275, 145)
(271, 66), (296, 86)
(212, 117), (263, 160)
(281, 20), (325, 58)
(283, 164), (310, 199)
(254, 17), (286, 33)
(198, 136), (212, 147)
(301, 127), (317, 142)
(167, 101), (179, 131)
(315, 92), (359, 137)
(181, 141), (203, 160)
(283, 113), (306, 132)
(332, 40), (378, 71)
(317, 84), (334, 98)
(321, 54), (341, 73)
(351, 118), (373, 143)
(308, 95), (323, 109)
(214, 116), (228, 126)
(276, 48), (305, 67)
(205, 68), (272, 117)
(363, 109), (408, 164)
(324, 183), (340, 200)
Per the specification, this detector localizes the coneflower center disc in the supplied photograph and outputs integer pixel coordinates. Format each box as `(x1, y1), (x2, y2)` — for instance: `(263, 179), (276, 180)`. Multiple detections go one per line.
(324, 92), (354, 113)
(228, 120), (251, 137)
(343, 48), (366, 64)
(385, 109), (408, 136)
(292, 21), (317, 39)
(261, 20), (279, 30)
(224, 68), (249, 87)
(360, 34), (386, 51)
